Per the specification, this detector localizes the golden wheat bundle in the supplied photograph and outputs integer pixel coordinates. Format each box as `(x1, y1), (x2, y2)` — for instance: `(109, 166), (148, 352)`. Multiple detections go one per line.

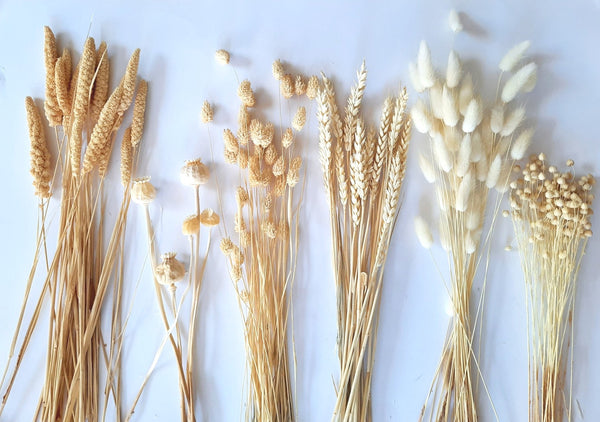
(410, 31), (537, 421)
(218, 59), (310, 420)
(507, 155), (594, 422)
(315, 62), (411, 422)
(0, 26), (147, 422)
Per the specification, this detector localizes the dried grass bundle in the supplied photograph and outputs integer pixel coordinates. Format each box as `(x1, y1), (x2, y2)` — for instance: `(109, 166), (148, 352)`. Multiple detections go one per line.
(221, 75), (305, 421)
(508, 155), (594, 422)
(410, 40), (537, 422)
(0, 26), (147, 422)
(317, 63), (411, 422)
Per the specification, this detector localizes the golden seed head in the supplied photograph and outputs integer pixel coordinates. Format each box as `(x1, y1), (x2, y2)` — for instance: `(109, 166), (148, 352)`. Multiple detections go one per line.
(538, 152), (546, 161)
(280, 74), (294, 99)
(502, 210), (510, 217)
(215, 49), (230, 65)
(292, 106), (306, 131)
(220, 237), (235, 255)
(236, 186), (249, 206)
(294, 75), (306, 96)
(180, 158), (210, 186)
(272, 59), (284, 80)
(566, 159), (574, 167)
(182, 214), (201, 236)
(199, 208), (220, 226)
(306, 75), (319, 100)
(282, 128), (294, 149)
(200, 100), (214, 123)
(155, 252), (186, 287)
(237, 80), (255, 107)
(131, 176), (156, 204)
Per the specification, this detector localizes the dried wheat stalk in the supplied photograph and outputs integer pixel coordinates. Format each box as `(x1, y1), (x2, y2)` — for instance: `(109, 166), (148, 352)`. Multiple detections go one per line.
(508, 155), (594, 422)
(0, 26), (146, 422)
(411, 38), (537, 422)
(317, 62), (411, 422)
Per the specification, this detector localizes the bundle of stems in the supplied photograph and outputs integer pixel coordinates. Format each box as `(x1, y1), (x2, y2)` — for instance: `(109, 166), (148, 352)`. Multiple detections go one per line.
(126, 157), (218, 421)
(220, 75), (305, 421)
(0, 26), (147, 421)
(316, 63), (411, 422)
(410, 39), (537, 421)
(508, 154), (594, 422)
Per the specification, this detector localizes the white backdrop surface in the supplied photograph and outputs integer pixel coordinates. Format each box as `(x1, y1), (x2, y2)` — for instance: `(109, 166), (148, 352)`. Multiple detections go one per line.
(0, 0), (599, 421)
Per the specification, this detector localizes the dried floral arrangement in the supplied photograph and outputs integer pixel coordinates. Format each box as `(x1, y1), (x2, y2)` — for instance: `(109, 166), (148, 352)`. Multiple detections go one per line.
(507, 155), (594, 422)
(125, 155), (218, 421)
(410, 14), (538, 421)
(316, 62), (411, 421)
(0, 26), (147, 421)
(217, 56), (315, 421)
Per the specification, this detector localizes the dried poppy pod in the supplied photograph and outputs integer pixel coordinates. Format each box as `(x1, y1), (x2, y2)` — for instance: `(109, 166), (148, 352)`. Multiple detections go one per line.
(182, 214), (201, 236)
(155, 252), (186, 287)
(180, 158), (210, 186)
(131, 176), (156, 204)
(199, 208), (220, 226)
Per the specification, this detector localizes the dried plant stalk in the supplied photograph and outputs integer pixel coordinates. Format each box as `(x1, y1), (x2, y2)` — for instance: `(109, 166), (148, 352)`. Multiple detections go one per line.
(508, 155), (594, 422)
(220, 76), (303, 421)
(0, 27), (145, 422)
(410, 40), (537, 422)
(317, 63), (411, 422)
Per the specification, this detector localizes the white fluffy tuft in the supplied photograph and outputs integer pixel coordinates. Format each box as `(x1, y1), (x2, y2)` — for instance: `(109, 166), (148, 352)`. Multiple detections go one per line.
(455, 134), (472, 177)
(499, 40), (531, 72)
(448, 9), (463, 33)
(500, 106), (526, 137)
(418, 152), (436, 183)
(433, 133), (453, 172)
(462, 98), (483, 133)
(501, 62), (537, 103)
(442, 85), (459, 127)
(446, 50), (462, 88)
(486, 154), (502, 188)
(414, 216), (434, 249)
(510, 127), (534, 160)
(418, 40), (436, 88)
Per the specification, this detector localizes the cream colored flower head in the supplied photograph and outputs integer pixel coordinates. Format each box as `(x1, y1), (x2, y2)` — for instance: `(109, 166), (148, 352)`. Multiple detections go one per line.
(180, 159), (210, 186)
(155, 252), (186, 287)
(182, 214), (201, 236)
(199, 208), (220, 226)
(215, 49), (230, 65)
(131, 176), (156, 204)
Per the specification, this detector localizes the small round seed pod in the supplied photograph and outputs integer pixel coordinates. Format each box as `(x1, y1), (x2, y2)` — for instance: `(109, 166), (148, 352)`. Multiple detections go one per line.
(155, 252), (186, 287)
(215, 49), (230, 65)
(180, 159), (210, 186)
(199, 208), (220, 226)
(182, 214), (201, 236)
(131, 177), (156, 204)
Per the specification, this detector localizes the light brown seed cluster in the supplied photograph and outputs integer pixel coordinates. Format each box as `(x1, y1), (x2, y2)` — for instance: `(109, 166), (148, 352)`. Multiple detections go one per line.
(130, 79), (147, 147)
(271, 59), (319, 100)
(43, 26), (62, 126)
(238, 80), (256, 107)
(509, 154), (594, 241)
(200, 100), (213, 124)
(25, 97), (52, 198)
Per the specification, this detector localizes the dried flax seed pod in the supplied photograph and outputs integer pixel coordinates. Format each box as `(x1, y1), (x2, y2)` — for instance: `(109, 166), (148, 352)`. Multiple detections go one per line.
(199, 208), (220, 226)
(131, 176), (156, 204)
(180, 158), (210, 186)
(25, 97), (52, 198)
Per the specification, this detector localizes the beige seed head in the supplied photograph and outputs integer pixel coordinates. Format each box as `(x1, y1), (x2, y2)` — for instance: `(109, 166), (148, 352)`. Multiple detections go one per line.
(131, 176), (156, 204)
(43, 26), (61, 126)
(306, 75), (319, 99)
(292, 106), (306, 131)
(180, 158), (210, 186)
(235, 186), (249, 207)
(295, 75), (307, 96)
(54, 49), (72, 116)
(117, 49), (141, 116)
(448, 9), (463, 33)
(25, 97), (52, 198)
(272, 59), (284, 80)
(272, 156), (285, 177)
(120, 126), (132, 187)
(220, 237), (235, 255)
(200, 100), (213, 124)
(131, 79), (148, 147)
(90, 41), (110, 124)
(199, 208), (220, 226)
(155, 252), (186, 287)
(182, 214), (201, 236)
(280, 74), (294, 98)
(282, 128), (294, 148)
(237, 80), (256, 107)
(215, 49), (230, 65)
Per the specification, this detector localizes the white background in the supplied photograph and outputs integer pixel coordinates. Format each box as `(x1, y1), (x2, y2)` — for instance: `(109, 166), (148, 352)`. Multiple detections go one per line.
(1, 0), (599, 420)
